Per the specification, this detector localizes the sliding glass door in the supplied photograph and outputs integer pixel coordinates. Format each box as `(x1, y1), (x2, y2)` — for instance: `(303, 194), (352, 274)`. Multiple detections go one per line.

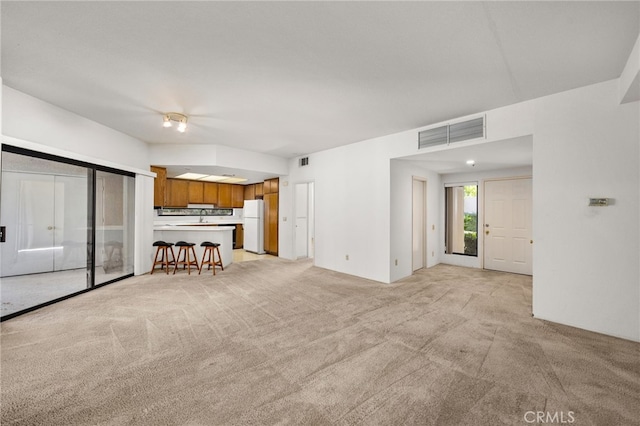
(0, 146), (135, 319)
(94, 170), (135, 285)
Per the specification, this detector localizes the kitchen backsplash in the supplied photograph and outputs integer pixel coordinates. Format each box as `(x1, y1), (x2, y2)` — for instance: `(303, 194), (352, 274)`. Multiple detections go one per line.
(157, 207), (234, 216)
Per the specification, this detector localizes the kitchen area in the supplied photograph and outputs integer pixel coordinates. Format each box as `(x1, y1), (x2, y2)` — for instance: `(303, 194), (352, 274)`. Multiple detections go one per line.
(150, 166), (279, 268)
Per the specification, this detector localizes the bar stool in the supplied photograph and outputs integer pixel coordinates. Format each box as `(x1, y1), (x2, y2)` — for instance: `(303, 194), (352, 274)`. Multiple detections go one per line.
(173, 241), (199, 275)
(199, 241), (224, 275)
(150, 241), (175, 275)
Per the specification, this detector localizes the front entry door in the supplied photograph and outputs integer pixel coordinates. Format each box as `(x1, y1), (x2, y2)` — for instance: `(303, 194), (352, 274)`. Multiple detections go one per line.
(484, 178), (532, 275)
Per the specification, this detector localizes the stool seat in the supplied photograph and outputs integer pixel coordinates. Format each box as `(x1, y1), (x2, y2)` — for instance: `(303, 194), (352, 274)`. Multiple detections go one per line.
(153, 240), (173, 247)
(199, 241), (224, 275)
(200, 241), (220, 247)
(174, 241), (199, 275)
(150, 240), (176, 274)
(175, 241), (195, 247)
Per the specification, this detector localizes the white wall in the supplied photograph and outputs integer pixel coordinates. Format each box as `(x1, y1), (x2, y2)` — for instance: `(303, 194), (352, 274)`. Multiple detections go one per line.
(2, 86), (149, 170)
(149, 143), (288, 176)
(283, 137), (393, 283)
(389, 160), (440, 282)
(533, 79), (639, 341)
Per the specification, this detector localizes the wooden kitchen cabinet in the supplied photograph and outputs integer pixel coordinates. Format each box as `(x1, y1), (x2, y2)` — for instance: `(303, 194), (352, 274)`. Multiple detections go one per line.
(188, 181), (204, 204)
(263, 192), (278, 255)
(217, 183), (232, 208)
(203, 182), (218, 205)
(232, 185), (244, 208)
(255, 182), (264, 198)
(235, 224), (244, 249)
(165, 179), (189, 207)
(244, 184), (255, 201)
(150, 166), (166, 207)
(264, 178), (279, 194)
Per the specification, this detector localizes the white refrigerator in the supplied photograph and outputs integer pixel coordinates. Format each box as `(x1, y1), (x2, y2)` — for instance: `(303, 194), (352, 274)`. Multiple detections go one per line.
(243, 200), (265, 254)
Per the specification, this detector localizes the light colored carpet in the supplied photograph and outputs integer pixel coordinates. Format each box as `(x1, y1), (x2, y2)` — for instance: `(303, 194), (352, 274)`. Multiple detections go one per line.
(1, 259), (638, 425)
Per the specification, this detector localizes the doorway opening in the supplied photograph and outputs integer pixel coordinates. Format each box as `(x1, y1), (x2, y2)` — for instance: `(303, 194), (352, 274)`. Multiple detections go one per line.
(412, 178), (427, 271)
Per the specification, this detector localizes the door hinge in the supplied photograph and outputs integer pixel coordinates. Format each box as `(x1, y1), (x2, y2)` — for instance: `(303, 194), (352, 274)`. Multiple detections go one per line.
(0, 226), (5, 243)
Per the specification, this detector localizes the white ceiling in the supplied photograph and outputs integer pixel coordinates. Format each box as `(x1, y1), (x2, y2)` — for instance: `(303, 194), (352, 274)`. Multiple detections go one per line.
(2, 1), (638, 176)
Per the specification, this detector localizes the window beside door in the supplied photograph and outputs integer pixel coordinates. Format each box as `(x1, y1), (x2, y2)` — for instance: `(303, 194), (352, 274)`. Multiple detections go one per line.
(445, 183), (478, 256)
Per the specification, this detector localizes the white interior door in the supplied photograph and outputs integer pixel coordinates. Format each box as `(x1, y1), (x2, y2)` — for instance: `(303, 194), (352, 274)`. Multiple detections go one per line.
(294, 182), (315, 259)
(412, 179), (426, 271)
(484, 178), (532, 275)
(295, 183), (309, 259)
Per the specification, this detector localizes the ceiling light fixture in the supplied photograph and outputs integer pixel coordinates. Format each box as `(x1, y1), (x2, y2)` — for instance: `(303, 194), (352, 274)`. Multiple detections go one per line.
(163, 112), (188, 133)
(466, 160), (476, 166)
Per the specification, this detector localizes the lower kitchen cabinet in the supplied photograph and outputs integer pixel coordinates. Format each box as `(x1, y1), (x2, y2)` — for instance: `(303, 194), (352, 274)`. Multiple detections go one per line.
(235, 224), (244, 249)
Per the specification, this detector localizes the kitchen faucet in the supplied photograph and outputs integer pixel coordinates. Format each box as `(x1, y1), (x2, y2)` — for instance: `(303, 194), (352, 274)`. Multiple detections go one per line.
(199, 209), (207, 223)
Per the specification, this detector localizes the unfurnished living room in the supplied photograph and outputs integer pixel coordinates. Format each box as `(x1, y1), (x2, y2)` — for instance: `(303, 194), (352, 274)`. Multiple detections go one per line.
(1, 2), (639, 425)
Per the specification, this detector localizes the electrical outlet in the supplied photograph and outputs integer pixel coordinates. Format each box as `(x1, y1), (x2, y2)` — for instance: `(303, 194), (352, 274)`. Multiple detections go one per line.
(432, 224), (435, 230)
(432, 251), (434, 257)
(345, 254), (349, 261)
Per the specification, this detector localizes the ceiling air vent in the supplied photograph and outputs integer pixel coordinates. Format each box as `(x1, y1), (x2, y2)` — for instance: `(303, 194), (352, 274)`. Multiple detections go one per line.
(418, 116), (485, 149)
(299, 156), (309, 167)
(449, 117), (484, 143)
(418, 125), (448, 149)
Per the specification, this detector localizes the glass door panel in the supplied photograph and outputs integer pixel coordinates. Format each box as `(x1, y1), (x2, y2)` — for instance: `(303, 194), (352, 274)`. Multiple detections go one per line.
(94, 170), (134, 285)
(0, 150), (89, 317)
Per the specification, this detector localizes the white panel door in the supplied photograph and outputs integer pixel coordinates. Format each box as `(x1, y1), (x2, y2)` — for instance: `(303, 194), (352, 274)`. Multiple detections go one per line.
(295, 183), (309, 259)
(484, 178), (532, 275)
(412, 179), (425, 271)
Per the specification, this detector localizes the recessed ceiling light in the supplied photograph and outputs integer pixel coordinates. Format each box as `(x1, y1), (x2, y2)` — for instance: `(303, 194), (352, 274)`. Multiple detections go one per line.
(198, 175), (227, 182)
(466, 160), (476, 166)
(220, 177), (248, 184)
(175, 173), (208, 180)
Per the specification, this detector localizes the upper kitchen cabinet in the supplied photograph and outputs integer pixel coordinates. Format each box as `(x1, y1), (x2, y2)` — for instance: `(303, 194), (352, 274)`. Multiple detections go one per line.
(150, 166), (166, 207)
(244, 184), (255, 201)
(255, 182), (264, 198)
(217, 183), (232, 208)
(203, 182), (218, 205)
(188, 181), (204, 204)
(232, 185), (244, 208)
(264, 178), (279, 194)
(165, 178), (189, 207)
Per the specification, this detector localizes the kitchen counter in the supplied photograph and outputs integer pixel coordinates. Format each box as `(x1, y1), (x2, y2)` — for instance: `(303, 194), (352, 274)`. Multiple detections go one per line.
(153, 226), (234, 267)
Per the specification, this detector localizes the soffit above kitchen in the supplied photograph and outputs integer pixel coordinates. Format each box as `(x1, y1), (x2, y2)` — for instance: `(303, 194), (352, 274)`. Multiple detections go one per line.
(2, 2), (638, 159)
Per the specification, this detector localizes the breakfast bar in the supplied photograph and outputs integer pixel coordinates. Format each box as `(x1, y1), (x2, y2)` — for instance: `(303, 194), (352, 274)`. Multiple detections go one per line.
(153, 225), (234, 268)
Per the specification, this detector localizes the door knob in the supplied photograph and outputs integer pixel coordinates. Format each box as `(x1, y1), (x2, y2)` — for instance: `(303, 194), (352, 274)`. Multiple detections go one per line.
(47, 226), (54, 230)
(485, 230), (490, 235)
